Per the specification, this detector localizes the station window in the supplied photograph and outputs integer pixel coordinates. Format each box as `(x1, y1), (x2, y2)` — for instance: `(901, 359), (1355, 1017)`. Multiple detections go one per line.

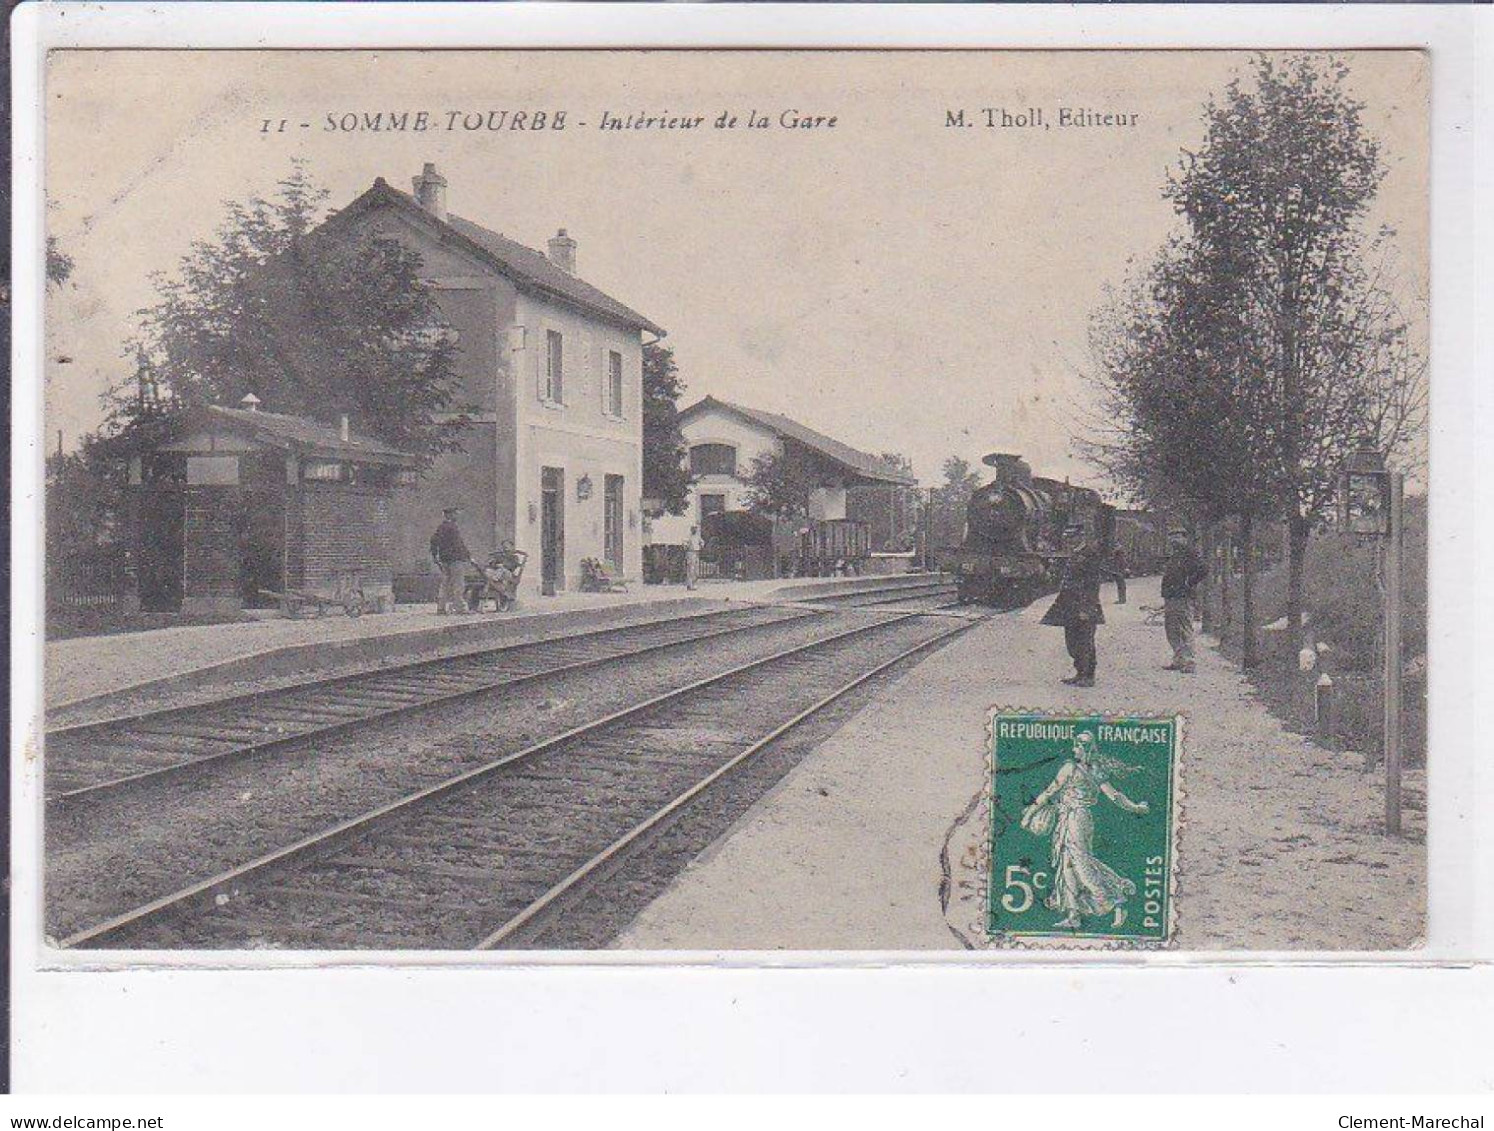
(544, 329), (564, 404)
(690, 443), (737, 478)
(607, 350), (624, 417)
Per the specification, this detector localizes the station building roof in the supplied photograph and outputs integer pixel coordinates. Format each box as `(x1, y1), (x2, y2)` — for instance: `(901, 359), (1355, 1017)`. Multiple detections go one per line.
(680, 395), (917, 487)
(159, 405), (419, 467)
(327, 178), (667, 338)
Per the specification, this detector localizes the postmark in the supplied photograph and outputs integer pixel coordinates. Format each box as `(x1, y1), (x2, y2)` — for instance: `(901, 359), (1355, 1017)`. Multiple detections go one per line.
(987, 711), (1181, 943)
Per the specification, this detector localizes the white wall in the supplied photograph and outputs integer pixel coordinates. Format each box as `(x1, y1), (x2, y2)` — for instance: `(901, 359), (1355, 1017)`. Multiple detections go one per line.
(650, 406), (778, 545)
(649, 404), (847, 544)
(512, 291), (645, 592)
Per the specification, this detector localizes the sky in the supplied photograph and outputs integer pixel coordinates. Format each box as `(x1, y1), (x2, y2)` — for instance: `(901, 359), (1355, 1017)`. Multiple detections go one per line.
(44, 49), (1428, 487)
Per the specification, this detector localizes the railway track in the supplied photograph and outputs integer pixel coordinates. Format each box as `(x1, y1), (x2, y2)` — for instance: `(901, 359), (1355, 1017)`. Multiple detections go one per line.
(64, 607), (979, 950)
(814, 580), (957, 608)
(46, 580), (951, 805)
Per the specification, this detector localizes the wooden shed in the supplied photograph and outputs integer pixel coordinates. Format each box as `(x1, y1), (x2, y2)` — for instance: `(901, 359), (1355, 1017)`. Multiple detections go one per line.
(135, 400), (420, 614)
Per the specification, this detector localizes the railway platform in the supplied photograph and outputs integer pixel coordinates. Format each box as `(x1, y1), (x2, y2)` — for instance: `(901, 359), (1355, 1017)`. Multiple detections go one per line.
(45, 572), (948, 718)
(616, 575), (1427, 952)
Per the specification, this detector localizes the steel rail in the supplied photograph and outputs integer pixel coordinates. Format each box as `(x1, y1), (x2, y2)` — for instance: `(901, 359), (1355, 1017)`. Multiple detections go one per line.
(59, 608), (976, 949)
(50, 580), (950, 741)
(48, 603), (769, 740)
(46, 604), (829, 805)
(476, 612), (980, 949)
(816, 585), (957, 607)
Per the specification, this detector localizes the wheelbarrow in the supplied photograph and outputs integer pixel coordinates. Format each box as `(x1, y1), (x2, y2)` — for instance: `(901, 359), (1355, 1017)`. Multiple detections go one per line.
(260, 570), (368, 618)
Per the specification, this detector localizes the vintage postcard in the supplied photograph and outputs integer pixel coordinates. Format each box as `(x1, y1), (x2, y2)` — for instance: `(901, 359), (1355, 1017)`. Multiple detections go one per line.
(35, 46), (1429, 956)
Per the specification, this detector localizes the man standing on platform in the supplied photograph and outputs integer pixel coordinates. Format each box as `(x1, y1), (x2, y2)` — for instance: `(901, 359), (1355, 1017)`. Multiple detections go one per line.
(1161, 534), (1207, 673)
(684, 525), (704, 590)
(430, 505), (473, 615)
(1041, 528), (1105, 688)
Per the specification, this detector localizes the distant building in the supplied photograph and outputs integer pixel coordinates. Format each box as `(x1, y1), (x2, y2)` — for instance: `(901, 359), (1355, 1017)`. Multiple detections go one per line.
(314, 164), (666, 597)
(651, 395), (917, 578)
(139, 401), (419, 613)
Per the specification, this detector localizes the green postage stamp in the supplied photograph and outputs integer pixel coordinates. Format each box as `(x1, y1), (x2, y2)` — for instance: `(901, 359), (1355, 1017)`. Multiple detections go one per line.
(987, 712), (1182, 943)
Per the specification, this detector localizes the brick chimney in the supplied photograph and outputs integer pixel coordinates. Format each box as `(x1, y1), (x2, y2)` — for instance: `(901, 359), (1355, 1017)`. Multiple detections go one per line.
(339, 414), (350, 442)
(547, 228), (577, 274)
(411, 162), (448, 223)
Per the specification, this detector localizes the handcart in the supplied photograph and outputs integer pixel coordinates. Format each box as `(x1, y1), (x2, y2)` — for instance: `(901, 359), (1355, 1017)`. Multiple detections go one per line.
(260, 569), (368, 619)
(465, 551), (528, 612)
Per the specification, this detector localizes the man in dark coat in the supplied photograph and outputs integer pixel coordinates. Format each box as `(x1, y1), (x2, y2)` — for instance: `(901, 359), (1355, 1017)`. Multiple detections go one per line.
(1160, 535), (1207, 672)
(429, 505), (473, 615)
(1041, 531), (1106, 687)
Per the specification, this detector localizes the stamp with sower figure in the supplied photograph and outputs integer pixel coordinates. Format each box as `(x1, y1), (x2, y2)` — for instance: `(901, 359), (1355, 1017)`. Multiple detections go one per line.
(988, 712), (1181, 943)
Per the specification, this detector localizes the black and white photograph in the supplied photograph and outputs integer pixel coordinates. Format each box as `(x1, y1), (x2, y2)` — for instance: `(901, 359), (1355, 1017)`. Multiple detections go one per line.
(32, 45), (1432, 956)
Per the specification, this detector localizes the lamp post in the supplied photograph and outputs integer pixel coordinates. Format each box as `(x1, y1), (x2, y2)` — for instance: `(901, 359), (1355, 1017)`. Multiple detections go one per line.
(1338, 447), (1404, 837)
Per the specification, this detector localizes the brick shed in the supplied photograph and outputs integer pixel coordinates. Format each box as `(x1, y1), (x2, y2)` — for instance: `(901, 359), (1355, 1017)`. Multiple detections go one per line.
(139, 401), (420, 614)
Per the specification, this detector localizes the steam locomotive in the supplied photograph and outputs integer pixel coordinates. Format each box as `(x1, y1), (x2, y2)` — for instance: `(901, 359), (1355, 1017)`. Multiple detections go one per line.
(946, 453), (1131, 607)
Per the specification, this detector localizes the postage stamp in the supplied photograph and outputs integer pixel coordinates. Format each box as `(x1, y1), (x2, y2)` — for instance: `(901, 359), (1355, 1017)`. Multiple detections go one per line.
(987, 711), (1181, 943)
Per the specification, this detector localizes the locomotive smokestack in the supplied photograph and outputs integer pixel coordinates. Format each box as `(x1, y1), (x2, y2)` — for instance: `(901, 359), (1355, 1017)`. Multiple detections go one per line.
(983, 452), (1032, 486)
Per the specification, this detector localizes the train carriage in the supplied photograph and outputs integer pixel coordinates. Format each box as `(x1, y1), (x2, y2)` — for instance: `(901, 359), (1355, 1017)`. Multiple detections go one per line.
(798, 518), (871, 576)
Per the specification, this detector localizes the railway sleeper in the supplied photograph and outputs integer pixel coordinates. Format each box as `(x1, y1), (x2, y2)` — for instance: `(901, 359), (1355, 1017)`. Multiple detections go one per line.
(323, 854), (571, 883)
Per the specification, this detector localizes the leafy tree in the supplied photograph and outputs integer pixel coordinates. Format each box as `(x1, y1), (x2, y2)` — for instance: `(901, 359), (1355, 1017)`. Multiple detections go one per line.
(642, 342), (691, 515)
(108, 161), (469, 465)
(857, 451), (920, 551)
(1167, 54), (1427, 646)
(927, 455), (983, 550)
(1086, 236), (1280, 665)
(1086, 55), (1427, 660)
(743, 441), (832, 525)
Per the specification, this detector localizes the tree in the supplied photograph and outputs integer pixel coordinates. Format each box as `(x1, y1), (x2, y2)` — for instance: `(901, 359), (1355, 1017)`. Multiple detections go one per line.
(743, 441), (831, 525)
(1085, 236), (1280, 665)
(108, 161), (469, 465)
(869, 452), (920, 551)
(928, 455), (983, 551)
(642, 342), (691, 515)
(1167, 54), (1427, 647)
(1085, 55), (1427, 662)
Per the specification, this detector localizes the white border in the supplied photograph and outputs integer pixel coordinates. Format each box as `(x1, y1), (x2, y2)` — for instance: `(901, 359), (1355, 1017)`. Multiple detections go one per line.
(11, 2), (1492, 1091)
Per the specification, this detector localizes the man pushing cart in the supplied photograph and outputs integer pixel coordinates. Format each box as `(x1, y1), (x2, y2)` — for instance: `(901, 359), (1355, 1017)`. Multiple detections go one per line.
(466, 541), (528, 612)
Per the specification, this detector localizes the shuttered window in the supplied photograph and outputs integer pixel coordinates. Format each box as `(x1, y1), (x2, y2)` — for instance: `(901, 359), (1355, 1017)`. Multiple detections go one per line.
(607, 351), (624, 417)
(544, 329), (564, 404)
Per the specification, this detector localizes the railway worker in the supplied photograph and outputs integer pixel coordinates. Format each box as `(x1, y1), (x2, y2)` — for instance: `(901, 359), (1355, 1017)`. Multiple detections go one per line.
(1161, 534), (1207, 673)
(1040, 528), (1105, 688)
(684, 525), (703, 590)
(1111, 544), (1129, 605)
(430, 505), (474, 615)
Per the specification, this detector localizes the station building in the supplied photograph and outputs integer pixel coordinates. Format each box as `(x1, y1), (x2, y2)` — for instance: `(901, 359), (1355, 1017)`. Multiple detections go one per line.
(137, 400), (420, 614)
(315, 164), (666, 598)
(649, 395), (918, 579)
